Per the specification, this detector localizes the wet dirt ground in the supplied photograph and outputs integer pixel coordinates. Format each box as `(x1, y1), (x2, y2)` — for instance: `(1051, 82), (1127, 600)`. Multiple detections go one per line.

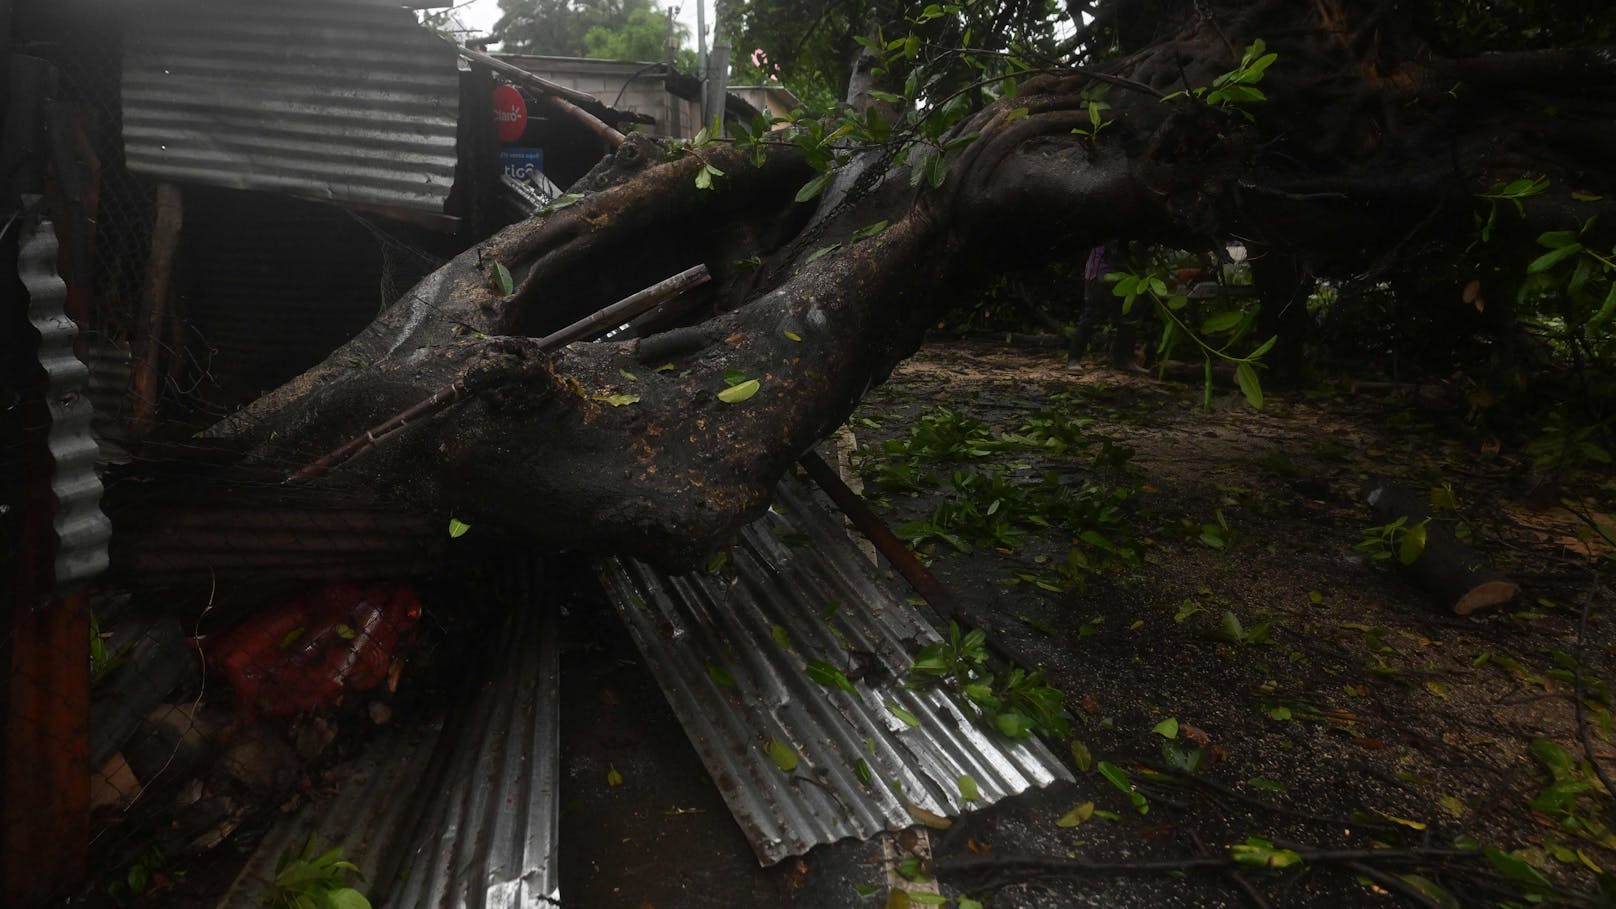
(559, 338), (1615, 908)
(113, 338), (1614, 908)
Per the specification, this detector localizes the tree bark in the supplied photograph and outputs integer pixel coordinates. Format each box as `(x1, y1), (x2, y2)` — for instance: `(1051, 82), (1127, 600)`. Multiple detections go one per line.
(160, 2), (1616, 567)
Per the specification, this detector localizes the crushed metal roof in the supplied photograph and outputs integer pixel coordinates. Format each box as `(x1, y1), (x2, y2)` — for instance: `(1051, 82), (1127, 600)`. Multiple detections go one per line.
(121, 0), (460, 213)
(217, 563), (560, 908)
(23, 217), (110, 595)
(392, 565), (562, 908)
(218, 719), (444, 908)
(597, 475), (1072, 866)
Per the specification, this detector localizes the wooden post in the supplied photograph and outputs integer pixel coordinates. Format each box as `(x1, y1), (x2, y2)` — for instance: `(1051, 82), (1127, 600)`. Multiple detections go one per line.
(131, 182), (182, 439)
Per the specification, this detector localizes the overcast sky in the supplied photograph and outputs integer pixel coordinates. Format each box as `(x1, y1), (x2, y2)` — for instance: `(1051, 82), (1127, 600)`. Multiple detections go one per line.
(448, 0), (710, 54)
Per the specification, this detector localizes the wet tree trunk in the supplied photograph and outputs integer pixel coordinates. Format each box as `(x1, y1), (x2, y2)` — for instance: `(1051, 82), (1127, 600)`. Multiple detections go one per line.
(181, 1), (1616, 566)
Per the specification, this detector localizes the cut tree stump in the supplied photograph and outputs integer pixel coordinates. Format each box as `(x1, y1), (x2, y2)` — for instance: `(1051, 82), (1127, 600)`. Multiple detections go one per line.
(1362, 480), (1519, 615)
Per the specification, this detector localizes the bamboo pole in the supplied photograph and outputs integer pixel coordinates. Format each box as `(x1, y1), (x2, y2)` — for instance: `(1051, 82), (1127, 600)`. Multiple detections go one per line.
(286, 265), (710, 484)
(131, 182), (181, 439)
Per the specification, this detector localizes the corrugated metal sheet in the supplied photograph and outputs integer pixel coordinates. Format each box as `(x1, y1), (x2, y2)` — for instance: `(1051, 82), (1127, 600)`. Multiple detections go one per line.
(217, 561), (559, 909)
(218, 718), (446, 908)
(393, 561), (561, 908)
(23, 217), (111, 594)
(597, 476), (1072, 866)
(121, 0), (460, 213)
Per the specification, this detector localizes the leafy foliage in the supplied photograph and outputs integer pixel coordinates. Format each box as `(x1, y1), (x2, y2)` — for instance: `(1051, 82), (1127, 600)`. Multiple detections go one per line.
(908, 622), (1069, 739)
(268, 836), (370, 909)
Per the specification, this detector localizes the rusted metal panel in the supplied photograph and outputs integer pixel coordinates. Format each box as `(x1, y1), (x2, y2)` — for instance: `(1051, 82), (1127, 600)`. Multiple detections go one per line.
(597, 477), (1072, 866)
(23, 218), (110, 592)
(121, 0), (460, 213)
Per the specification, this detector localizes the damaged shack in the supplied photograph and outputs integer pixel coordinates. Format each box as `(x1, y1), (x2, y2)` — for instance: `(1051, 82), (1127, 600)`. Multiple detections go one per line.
(3, 2), (1058, 907)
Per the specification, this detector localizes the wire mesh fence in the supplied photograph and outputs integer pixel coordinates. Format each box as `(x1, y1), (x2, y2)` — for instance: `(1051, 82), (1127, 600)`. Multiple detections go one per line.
(11, 17), (474, 904)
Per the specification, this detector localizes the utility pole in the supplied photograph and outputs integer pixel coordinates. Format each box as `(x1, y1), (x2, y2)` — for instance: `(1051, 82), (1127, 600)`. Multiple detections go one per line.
(695, 0), (707, 122)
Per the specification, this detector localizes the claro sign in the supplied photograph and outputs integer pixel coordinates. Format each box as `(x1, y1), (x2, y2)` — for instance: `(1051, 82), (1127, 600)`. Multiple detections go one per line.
(492, 84), (528, 143)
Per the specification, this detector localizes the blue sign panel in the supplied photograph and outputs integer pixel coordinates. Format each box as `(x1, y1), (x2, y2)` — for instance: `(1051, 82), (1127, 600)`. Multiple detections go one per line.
(498, 147), (545, 182)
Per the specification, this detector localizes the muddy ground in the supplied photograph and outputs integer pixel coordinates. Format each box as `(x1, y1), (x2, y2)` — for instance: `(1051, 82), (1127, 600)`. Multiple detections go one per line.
(559, 337), (1615, 908)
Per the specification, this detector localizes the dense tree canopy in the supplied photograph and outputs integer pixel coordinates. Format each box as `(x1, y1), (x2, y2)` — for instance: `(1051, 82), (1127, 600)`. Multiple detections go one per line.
(492, 0), (690, 65)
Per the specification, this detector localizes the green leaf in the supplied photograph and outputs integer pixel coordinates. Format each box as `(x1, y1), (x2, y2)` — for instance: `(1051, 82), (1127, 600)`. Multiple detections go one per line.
(795, 172), (834, 203)
(771, 625), (792, 650)
(1485, 848), (1552, 890)
(607, 764), (623, 786)
(854, 883), (881, 898)
(1396, 875), (1458, 909)
(1056, 801), (1095, 827)
(707, 664), (736, 688)
(1097, 761), (1148, 814)
(448, 518), (471, 539)
(1235, 361), (1264, 410)
(718, 379), (761, 403)
(905, 892), (947, 905)
(595, 393), (640, 407)
(958, 774), (980, 803)
(886, 700), (922, 728)
(491, 262), (514, 295)
(767, 739), (799, 772)
(618, 368), (637, 381)
(1201, 311), (1243, 334)
(1528, 242), (1583, 273)
(855, 758), (873, 786)
(805, 243), (842, 264)
(958, 897), (984, 909)
(1069, 740), (1093, 772)
(1161, 741), (1206, 774)
(1397, 520), (1427, 565)
(852, 220), (891, 241)
(538, 192), (583, 214)
(783, 330), (803, 342)
(326, 890), (372, 909)
(1246, 777), (1286, 792)
(1373, 809), (1428, 830)
(1249, 335), (1278, 359)
(1230, 837), (1303, 869)
(1588, 282), (1616, 330)
(993, 712), (1033, 738)
(806, 660), (857, 695)
(1151, 717), (1179, 739)
(1538, 229), (1580, 248)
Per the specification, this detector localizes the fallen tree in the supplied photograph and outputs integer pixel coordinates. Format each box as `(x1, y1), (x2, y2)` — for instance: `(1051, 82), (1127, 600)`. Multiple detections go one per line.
(195, 0), (1616, 565)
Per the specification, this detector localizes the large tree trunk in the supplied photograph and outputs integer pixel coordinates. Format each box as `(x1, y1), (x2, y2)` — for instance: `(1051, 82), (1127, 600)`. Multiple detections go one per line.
(175, 1), (1616, 566)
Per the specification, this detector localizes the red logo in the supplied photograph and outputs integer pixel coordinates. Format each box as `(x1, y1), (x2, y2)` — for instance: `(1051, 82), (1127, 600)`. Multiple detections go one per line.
(492, 85), (528, 143)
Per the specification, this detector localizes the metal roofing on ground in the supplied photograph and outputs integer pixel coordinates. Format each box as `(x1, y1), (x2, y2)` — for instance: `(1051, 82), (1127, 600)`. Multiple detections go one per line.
(22, 217), (110, 594)
(121, 0), (460, 213)
(216, 561), (560, 909)
(598, 475), (1073, 866)
(392, 563), (562, 908)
